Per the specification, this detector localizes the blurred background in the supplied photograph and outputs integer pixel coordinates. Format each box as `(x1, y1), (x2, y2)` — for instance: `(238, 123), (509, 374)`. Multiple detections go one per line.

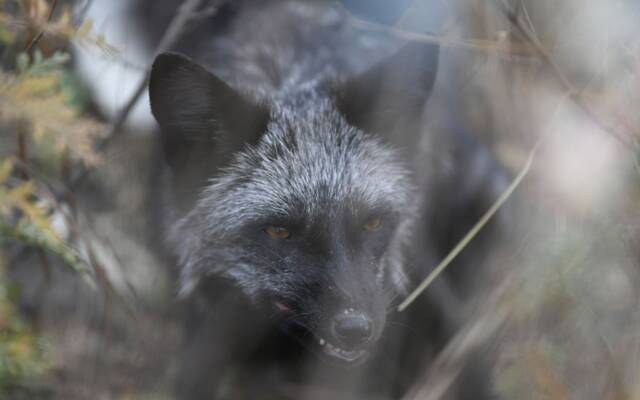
(0, 0), (639, 398)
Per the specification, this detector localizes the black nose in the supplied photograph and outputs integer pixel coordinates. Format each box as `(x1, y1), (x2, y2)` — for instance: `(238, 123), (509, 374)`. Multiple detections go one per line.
(332, 310), (373, 349)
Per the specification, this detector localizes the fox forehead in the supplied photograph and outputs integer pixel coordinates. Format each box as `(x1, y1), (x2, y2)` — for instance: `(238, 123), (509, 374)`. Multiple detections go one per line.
(199, 106), (413, 229)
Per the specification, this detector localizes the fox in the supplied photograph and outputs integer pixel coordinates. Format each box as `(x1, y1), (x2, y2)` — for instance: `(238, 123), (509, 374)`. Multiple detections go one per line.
(140, 0), (507, 398)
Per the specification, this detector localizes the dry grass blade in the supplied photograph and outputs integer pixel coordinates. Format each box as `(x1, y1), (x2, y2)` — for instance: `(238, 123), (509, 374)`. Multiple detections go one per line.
(398, 140), (541, 312)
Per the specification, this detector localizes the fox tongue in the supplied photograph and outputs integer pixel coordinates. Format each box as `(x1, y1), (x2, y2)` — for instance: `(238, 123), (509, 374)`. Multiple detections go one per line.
(275, 301), (291, 312)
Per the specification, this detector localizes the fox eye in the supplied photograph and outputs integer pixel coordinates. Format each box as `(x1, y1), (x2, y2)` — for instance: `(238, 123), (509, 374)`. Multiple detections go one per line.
(363, 217), (382, 232)
(264, 226), (291, 239)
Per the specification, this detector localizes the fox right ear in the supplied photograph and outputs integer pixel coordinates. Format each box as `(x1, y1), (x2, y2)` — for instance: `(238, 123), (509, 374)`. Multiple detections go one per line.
(149, 52), (269, 168)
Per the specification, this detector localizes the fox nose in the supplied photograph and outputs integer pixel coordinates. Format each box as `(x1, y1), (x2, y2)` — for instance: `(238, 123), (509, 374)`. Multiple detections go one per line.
(332, 309), (373, 349)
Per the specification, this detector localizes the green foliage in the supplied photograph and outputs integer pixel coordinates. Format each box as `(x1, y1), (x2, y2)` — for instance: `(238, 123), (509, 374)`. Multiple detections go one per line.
(1, 49), (105, 167)
(0, 0), (111, 393)
(0, 0), (102, 270)
(0, 160), (87, 274)
(0, 277), (49, 393)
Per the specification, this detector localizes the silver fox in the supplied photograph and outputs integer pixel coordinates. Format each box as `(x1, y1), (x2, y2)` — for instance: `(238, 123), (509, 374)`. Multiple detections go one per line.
(141, 1), (506, 398)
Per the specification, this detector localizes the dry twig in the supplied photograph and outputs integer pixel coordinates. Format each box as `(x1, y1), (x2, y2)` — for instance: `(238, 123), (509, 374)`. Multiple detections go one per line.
(24, 0), (58, 53)
(491, 0), (637, 148)
(398, 140), (540, 312)
(349, 15), (535, 57)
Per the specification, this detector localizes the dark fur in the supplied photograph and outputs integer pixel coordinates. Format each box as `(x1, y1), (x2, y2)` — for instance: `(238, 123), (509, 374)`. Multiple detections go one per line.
(145, 1), (506, 398)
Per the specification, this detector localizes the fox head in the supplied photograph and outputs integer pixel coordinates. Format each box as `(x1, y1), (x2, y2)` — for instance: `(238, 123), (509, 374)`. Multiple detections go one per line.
(149, 41), (438, 365)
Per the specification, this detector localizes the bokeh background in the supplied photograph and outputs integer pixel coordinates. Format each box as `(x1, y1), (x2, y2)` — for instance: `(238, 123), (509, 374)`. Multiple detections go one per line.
(1, 0), (639, 398)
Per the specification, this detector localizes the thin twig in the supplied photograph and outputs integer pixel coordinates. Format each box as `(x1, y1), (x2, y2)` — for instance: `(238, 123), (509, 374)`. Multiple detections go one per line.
(398, 140), (541, 312)
(491, 0), (637, 148)
(349, 15), (535, 56)
(494, 1), (573, 92)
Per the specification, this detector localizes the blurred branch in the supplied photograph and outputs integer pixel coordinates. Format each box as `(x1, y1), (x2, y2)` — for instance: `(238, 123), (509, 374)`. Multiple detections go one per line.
(348, 15), (535, 56)
(491, 0), (638, 148)
(68, 0), (225, 189)
(24, 0), (58, 53)
(494, 1), (571, 86)
(351, 1), (639, 149)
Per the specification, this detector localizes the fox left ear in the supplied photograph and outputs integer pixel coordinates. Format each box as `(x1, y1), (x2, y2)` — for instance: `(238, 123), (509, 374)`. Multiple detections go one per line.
(336, 41), (439, 137)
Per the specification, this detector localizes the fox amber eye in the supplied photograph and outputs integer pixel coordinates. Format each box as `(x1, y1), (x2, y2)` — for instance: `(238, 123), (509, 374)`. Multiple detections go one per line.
(265, 226), (291, 239)
(363, 217), (382, 232)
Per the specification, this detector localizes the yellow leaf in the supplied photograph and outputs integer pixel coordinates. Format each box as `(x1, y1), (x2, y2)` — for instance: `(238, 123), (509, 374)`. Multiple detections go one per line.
(76, 19), (92, 38)
(6, 181), (35, 203)
(0, 158), (13, 184)
(17, 199), (61, 245)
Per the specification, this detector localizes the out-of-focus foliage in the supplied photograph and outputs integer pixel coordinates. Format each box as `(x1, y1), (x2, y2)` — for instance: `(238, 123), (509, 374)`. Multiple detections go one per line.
(0, 159), (85, 272)
(1, 49), (105, 166)
(0, 273), (49, 393)
(0, 0), (105, 266)
(0, 0), (115, 53)
(0, 0), (109, 393)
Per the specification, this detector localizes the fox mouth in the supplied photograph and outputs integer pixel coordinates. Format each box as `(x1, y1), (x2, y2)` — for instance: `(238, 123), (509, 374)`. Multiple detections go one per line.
(274, 300), (369, 365)
(314, 335), (368, 364)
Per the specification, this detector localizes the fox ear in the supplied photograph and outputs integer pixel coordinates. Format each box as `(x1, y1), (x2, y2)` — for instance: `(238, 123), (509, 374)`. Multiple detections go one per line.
(149, 52), (269, 168)
(336, 41), (439, 137)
